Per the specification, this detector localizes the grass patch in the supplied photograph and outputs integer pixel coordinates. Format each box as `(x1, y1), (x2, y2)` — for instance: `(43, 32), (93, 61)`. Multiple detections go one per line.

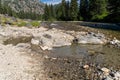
(31, 21), (40, 27)
(18, 21), (27, 27)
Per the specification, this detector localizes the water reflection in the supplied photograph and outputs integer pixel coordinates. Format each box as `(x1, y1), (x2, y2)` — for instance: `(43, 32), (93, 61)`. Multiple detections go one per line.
(49, 44), (120, 68)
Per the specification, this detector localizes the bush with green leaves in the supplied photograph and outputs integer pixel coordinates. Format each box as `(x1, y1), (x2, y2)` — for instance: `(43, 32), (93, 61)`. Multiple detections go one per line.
(31, 21), (40, 27)
(18, 22), (27, 27)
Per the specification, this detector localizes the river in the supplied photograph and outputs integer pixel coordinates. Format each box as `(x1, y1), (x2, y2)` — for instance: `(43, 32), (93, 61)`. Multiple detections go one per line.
(43, 21), (120, 69)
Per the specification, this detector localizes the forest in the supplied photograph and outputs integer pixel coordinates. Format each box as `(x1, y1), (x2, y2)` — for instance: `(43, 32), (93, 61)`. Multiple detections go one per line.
(44, 0), (120, 23)
(0, 0), (120, 23)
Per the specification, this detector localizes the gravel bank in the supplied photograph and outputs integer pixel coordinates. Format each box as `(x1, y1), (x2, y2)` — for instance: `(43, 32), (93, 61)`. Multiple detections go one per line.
(0, 43), (47, 80)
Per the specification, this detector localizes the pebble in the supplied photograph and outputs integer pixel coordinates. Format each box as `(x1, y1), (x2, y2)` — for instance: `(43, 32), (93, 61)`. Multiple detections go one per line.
(101, 67), (110, 73)
(44, 55), (49, 59)
(83, 65), (89, 69)
(87, 50), (96, 54)
(31, 39), (40, 45)
(52, 57), (57, 60)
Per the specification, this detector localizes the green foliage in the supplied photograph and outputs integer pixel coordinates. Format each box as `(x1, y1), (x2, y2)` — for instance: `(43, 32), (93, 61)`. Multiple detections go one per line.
(18, 22), (27, 27)
(55, 5), (62, 20)
(31, 21), (40, 27)
(50, 4), (56, 19)
(89, 0), (108, 21)
(65, 1), (70, 20)
(61, 0), (66, 20)
(104, 0), (120, 23)
(108, 0), (120, 14)
(79, 0), (90, 21)
(92, 13), (108, 22)
(0, 0), (119, 23)
(104, 13), (120, 23)
(44, 4), (50, 21)
(70, 0), (78, 20)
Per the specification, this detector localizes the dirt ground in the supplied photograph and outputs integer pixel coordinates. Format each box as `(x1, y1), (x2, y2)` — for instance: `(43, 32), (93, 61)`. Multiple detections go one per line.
(0, 43), (50, 80)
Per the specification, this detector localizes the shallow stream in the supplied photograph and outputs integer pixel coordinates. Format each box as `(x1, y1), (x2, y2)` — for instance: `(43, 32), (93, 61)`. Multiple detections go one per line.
(43, 22), (120, 69)
(48, 44), (120, 69)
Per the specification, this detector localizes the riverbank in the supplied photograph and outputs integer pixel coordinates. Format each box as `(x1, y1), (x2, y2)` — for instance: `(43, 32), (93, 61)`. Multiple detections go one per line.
(44, 56), (120, 80)
(0, 43), (47, 80)
(0, 22), (120, 80)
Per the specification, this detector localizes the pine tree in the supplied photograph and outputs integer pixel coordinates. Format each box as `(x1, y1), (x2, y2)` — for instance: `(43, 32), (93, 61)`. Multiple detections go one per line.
(0, 0), (1, 9)
(65, 1), (70, 20)
(50, 4), (56, 20)
(79, 0), (89, 20)
(78, 0), (89, 20)
(48, 5), (52, 20)
(61, 0), (66, 20)
(0, 0), (2, 14)
(108, 0), (120, 14)
(44, 4), (50, 20)
(105, 0), (120, 22)
(56, 4), (62, 20)
(89, 0), (108, 21)
(70, 0), (78, 20)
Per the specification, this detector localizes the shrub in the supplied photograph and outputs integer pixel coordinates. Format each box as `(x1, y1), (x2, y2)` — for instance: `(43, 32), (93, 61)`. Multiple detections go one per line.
(31, 21), (40, 27)
(18, 21), (27, 27)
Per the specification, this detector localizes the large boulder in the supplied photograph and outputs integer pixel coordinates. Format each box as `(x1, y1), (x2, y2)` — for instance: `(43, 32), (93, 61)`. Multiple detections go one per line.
(31, 28), (107, 50)
(76, 32), (107, 44)
(31, 28), (74, 50)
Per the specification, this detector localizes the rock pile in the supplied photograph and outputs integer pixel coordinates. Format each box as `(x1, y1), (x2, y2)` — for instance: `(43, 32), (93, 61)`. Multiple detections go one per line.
(75, 32), (107, 44)
(110, 38), (120, 48)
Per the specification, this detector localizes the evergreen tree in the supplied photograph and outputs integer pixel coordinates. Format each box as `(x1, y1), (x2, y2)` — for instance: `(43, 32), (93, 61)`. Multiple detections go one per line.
(105, 0), (120, 22)
(70, 0), (78, 20)
(48, 5), (52, 20)
(44, 4), (50, 20)
(61, 0), (66, 20)
(56, 4), (62, 20)
(50, 4), (56, 20)
(89, 0), (108, 21)
(108, 0), (120, 14)
(0, 0), (1, 9)
(65, 1), (70, 20)
(79, 0), (89, 20)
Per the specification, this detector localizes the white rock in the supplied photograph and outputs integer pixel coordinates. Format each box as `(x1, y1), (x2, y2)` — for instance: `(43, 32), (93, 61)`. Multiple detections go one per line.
(16, 43), (31, 49)
(31, 39), (39, 45)
(105, 76), (113, 80)
(52, 57), (57, 60)
(114, 72), (120, 80)
(77, 32), (106, 44)
(101, 67), (110, 73)
(44, 55), (49, 59)
(83, 65), (89, 69)
(50, 23), (58, 26)
(40, 46), (52, 50)
(110, 39), (120, 45)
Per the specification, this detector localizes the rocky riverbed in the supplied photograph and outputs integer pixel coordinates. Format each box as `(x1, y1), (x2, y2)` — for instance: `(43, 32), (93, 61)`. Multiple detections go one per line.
(0, 24), (108, 50)
(0, 23), (120, 80)
(44, 56), (120, 80)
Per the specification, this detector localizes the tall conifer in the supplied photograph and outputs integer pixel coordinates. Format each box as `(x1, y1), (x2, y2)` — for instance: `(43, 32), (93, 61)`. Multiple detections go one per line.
(70, 0), (78, 20)
(89, 0), (108, 20)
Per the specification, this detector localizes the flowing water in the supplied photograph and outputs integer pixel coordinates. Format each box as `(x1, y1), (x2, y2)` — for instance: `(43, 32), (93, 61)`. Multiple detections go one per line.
(48, 44), (120, 69)
(43, 22), (120, 69)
